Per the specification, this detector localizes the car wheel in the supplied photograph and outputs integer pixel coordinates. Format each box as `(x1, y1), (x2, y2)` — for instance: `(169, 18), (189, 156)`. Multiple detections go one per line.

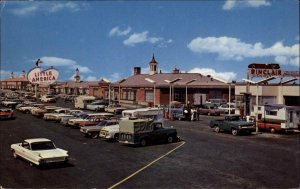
(114, 134), (119, 141)
(270, 128), (276, 134)
(231, 128), (238, 136)
(167, 135), (174, 143)
(12, 150), (18, 159)
(91, 132), (99, 139)
(140, 138), (148, 147)
(214, 126), (220, 133)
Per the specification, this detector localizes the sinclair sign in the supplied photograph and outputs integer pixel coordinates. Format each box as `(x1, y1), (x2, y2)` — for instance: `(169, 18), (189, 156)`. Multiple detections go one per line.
(248, 63), (299, 78)
(27, 67), (59, 85)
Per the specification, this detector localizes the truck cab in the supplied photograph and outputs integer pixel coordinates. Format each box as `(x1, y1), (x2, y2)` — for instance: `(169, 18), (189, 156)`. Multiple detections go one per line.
(118, 119), (178, 146)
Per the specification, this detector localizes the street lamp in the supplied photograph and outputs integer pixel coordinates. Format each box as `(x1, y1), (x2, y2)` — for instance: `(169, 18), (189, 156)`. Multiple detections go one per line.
(185, 79), (197, 106)
(145, 78), (156, 107)
(164, 78), (182, 118)
(242, 76), (276, 132)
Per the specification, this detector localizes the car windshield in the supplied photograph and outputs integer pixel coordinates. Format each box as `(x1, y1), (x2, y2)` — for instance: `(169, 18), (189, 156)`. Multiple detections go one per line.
(31, 141), (56, 151)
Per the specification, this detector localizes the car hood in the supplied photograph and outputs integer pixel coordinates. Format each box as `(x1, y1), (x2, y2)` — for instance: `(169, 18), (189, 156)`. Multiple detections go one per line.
(34, 149), (68, 158)
(229, 121), (254, 126)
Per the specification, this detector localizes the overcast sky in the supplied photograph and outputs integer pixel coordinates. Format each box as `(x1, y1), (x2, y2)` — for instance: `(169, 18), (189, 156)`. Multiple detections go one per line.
(1, 0), (299, 82)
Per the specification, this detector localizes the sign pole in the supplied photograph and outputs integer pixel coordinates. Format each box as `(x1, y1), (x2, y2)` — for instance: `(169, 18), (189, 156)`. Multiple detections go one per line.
(35, 84), (37, 97)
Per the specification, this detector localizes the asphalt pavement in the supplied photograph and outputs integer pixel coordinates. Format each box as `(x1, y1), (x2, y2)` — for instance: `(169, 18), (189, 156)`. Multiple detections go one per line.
(0, 102), (299, 188)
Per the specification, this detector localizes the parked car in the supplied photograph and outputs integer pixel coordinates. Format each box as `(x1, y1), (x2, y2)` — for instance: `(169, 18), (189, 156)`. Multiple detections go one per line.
(80, 120), (119, 138)
(86, 100), (107, 111)
(10, 138), (69, 167)
(0, 108), (14, 120)
(218, 104), (235, 114)
(105, 104), (126, 114)
(199, 104), (222, 116)
(68, 113), (114, 127)
(210, 115), (255, 136)
(118, 118), (178, 146)
(40, 95), (56, 103)
(99, 124), (120, 141)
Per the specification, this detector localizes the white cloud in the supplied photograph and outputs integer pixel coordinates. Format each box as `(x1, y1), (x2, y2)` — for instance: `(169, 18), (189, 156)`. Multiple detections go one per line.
(10, 2), (81, 16)
(109, 26), (173, 47)
(123, 31), (149, 46)
(85, 76), (98, 81)
(109, 26), (132, 37)
(123, 31), (168, 47)
(223, 0), (271, 10)
(187, 36), (299, 67)
(108, 73), (121, 82)
(40, 57), (92, 73)
(189, 68), (237, 82)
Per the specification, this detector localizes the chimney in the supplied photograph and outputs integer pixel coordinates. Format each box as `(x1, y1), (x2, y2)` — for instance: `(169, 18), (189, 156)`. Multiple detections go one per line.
(10, 72), (14, 78)
(133, 67), (141, 75)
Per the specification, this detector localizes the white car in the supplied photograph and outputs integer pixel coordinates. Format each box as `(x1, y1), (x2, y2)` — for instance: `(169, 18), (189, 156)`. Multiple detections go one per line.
(86, 101), (106, 111)
(99, 124), (120, 141)
(43, 108), (71, 121)
(11, 138), (69, 167)
(40, 95), (56, 103)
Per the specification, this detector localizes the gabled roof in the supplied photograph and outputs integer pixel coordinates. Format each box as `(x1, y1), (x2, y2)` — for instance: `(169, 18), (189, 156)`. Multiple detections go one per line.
(112, 73), (228, 88)
(3, 77), (28, 82)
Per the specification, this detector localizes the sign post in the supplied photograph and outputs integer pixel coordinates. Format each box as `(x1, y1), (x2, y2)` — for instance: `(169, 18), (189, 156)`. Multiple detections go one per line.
(27, 64), (59, 97)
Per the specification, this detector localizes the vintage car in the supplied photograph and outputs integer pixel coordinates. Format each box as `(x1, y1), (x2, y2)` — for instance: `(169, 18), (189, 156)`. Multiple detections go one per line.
(218, 103), (235, 114)
(80, 120), (119, 138)
(0, 108), (14, 120)
(68, 113), (114, 127)
(40, 95), (56, 103)
(1, 100), (19, 108)
(118, 119), (178, 146)
(19, 104), (44, 114)
(105, 104), (126, 114)
(31, 106), (60, 118)
(86, 100), (108, 111)
(43, 108), (71, 121)
(199, 104), (222, 116)
(10, 138), (69, 166)
(99, 124), (120, 141)
(210, 115), (255, 136)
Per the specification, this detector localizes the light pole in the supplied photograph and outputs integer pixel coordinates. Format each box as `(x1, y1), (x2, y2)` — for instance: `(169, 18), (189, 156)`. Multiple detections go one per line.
(118, 79), (126, 104)
(243, 76), (275, 133)
(185, 79), (197, 106)
(145, 78), (156, 107)
(108, 82), (111, 105)
(164, 78), (182, 118)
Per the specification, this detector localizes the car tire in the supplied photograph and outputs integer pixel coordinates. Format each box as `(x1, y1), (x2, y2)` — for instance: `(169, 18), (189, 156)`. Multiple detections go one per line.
(140, 138), (148, 147)
(231, 128), (238, 136)
(114, 134), (119, 141)
(167, 135), (175, 143)
(214, 126), (220, 133)
(270, 128), (276, 134)
(12, 150), (18, 159)
(91, 132), (99, 139)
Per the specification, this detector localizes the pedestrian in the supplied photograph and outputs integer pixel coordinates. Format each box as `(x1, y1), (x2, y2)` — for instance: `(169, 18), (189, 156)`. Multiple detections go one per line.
(191, 108), (195, 121)
(196, 107), (200, 121)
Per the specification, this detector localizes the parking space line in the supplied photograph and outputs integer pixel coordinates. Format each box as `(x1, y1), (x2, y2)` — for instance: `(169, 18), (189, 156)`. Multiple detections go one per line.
(108, 141), (186, 189)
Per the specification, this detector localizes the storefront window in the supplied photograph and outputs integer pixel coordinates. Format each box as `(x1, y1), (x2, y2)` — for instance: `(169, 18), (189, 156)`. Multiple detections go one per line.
(145, 90), (153, 102)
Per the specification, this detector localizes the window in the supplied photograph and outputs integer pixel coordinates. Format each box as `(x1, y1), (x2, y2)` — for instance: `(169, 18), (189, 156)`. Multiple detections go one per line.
(123, 90), (136, 101)
(266, 111), (277, 116)
(145, 90), (153, 102)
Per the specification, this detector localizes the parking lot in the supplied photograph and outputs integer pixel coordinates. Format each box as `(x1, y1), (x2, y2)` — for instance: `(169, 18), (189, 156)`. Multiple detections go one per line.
(0, 101), (300, 188)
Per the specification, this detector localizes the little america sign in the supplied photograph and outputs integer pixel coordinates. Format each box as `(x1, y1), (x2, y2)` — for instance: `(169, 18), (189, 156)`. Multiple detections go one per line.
(27, 67), (59, 85)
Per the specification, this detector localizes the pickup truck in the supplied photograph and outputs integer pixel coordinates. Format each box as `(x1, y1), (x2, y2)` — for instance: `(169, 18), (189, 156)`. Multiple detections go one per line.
(118, 119), (178, 146)
(80, 120), (119, 139)
(210, 115), (255, 136)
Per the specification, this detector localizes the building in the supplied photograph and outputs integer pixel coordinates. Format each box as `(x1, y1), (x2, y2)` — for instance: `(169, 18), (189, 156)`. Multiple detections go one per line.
(107, 55), (232, 107)
(1, 71), (29, 91)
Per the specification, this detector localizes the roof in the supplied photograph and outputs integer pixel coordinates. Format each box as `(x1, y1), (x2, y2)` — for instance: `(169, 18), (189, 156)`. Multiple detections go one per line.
(61, 81), (99, 88)
(24, 138), (51, 143)
(112, 73), (228, 88)
(3, 77), (28, 82)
